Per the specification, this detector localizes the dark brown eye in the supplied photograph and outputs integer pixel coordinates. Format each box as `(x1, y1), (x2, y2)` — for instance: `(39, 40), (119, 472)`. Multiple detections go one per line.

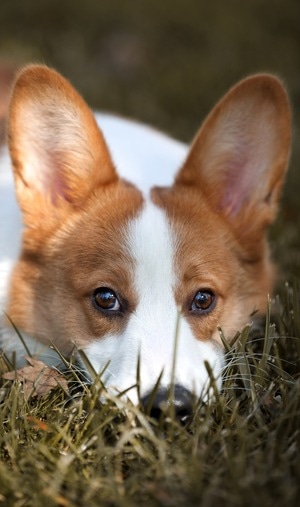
(93, 287), (120, 312)
(191, 290), (215, 314)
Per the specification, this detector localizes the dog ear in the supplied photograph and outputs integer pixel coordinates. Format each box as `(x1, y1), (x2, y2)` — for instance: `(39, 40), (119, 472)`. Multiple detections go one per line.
(175, 74), (291, 244)
(8, 65), (117, 224)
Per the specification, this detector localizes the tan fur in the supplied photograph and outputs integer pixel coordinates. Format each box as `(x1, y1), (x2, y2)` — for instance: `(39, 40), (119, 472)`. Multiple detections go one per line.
(6, 65), (144, 354)
(5, 66), (291, 360)
(175, 75), (291, 255)
(8, 183), (143, 354)
(9, 65), (118, 224)
(152, 74), (291, 345)
(153, 186), (274, 346)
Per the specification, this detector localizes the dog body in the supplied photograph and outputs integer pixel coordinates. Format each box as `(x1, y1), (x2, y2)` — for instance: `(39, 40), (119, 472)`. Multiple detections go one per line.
(0, 66), (291, 407)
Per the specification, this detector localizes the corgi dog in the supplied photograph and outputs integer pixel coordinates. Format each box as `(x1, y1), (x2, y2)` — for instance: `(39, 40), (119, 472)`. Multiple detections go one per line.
(0, 65), (291, 418)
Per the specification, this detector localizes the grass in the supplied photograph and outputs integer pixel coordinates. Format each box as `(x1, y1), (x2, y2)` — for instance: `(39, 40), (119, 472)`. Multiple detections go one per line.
(0, 281), (299, 507)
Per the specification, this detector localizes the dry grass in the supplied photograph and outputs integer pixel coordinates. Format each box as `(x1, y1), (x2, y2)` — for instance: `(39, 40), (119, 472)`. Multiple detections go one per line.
(1, 282), (299, 507)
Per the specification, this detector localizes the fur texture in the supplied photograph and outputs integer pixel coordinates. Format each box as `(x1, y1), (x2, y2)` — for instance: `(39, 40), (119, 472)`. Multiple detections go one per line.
(0, 65), (291, 405)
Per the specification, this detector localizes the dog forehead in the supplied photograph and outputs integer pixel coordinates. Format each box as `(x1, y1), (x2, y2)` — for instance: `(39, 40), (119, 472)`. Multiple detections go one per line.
(125, 200), (177, 293)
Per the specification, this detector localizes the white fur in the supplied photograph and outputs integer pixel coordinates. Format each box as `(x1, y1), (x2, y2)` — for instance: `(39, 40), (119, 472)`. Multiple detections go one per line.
(95, 113), (187, 192)
(0, 147), (22, 312)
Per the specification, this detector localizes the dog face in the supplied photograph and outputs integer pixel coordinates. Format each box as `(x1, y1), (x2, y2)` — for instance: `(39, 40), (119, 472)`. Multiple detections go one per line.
(5, 66), (291, 406)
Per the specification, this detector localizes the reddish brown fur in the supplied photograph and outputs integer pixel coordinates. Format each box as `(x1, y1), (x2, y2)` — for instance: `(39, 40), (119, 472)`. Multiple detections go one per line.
(5, 66), (291, 358)
(8, 182), (143, 354)
(153, 186), (274, 346)
(176, 75), (291, 255)
(9, 65), (118, 223)
(6, 65), (144, 353)
(152, 74), (290, 344)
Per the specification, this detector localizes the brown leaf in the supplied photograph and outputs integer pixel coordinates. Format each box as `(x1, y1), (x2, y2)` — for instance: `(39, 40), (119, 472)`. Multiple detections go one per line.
(26, 416), (51, 431)
(2, 356), (68, 399)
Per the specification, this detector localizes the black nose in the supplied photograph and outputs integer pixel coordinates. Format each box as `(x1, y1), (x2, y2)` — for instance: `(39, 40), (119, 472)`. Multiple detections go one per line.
(141, 384), (193, 425)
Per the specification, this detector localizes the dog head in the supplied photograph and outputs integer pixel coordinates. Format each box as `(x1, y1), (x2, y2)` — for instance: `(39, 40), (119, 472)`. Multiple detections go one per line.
(6, 66), (291, 412)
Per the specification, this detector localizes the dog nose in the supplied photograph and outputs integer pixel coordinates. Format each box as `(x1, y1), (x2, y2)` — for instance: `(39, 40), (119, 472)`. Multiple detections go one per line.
(141, 384), (193, 425)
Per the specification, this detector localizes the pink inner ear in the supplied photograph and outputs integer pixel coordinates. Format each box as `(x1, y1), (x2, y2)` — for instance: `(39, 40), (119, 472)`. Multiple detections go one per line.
(220, 158), (251, 217)
(213, 126), (272, 217)
(24, 144), (72, 204)
(43, 151), (72, 204)
(48, 170), (71, 204)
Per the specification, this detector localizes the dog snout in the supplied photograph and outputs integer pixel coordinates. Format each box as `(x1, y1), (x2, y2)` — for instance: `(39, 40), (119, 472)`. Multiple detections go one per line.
(141, 384), (193, 425)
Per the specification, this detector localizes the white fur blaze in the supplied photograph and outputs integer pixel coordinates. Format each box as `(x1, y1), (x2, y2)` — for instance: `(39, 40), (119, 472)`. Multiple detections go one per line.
(84, 201), (224, 404)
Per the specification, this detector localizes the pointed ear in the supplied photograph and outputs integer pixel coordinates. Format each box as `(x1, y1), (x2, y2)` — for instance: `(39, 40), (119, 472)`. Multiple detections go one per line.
(175, 74), (291, 240)
(8, 65), (117, 224)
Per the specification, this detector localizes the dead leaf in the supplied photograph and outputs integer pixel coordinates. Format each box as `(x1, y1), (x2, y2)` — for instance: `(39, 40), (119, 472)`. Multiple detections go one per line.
(26, 415), (51, 431)
(2, 356), (68, 399)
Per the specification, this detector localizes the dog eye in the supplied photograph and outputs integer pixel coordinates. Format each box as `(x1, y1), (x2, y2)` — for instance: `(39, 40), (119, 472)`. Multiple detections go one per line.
(190, 290), (215, 313)
(93, 287), (120, 312)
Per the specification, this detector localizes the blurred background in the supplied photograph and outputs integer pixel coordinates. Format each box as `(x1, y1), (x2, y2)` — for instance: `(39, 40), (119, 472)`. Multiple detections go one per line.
(0, 0), (299, 274)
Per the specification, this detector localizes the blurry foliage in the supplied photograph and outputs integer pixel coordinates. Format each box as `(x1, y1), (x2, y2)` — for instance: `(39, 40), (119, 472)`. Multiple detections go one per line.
(0, 0), (299, 135)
